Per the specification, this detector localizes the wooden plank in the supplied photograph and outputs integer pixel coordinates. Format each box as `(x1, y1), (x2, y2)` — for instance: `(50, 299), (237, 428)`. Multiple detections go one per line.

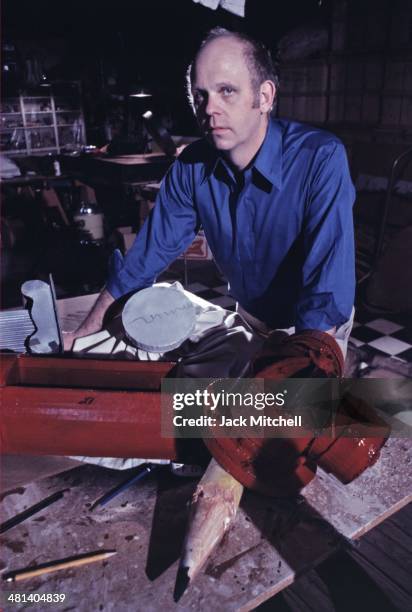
(0, 466), (338, 611)
(1, 439), (410, 611)
(303, 438), (412, 540)
(345, 504), (412, 611)
(282, 571), (335, 612)
(350, 538), (411, 593)
(261, 506), (412, 612)
(0, 455), (81, 491)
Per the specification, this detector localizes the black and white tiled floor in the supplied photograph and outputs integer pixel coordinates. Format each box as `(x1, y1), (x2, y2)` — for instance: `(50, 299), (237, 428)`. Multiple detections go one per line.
(186, 282), (237, 311)
(182, 275), (412, 364)
(349, 315), (412, 363)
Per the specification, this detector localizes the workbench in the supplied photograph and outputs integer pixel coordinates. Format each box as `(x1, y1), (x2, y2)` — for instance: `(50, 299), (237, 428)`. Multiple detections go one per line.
(1, 294), (411, 610)
(61, 152), (172, 185)
(58, 152), (172, 230)
(1, 438), (411, 611)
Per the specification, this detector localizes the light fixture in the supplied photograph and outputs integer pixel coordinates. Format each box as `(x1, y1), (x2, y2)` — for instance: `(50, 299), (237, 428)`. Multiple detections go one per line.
(39, 73), (51, 87)
(129, 87), (152, 98)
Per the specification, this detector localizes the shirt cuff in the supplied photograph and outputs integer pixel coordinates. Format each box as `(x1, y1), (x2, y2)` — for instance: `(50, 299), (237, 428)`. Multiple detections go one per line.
(106, 249), (128, 299)
(295, 292), (349, 332)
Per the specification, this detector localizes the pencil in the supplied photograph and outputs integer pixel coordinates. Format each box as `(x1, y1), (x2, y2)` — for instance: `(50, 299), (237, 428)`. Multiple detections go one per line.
(3, 550), (117, 582)
(174, 459), (243, 601)
(0, 489), (68, 534)
(89, 464), (154, 511)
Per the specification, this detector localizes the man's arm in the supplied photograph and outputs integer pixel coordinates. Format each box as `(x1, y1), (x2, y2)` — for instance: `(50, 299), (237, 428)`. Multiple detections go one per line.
(63, 154), (198, 351)
(295, 140), (356, 333)
(63, 288), (115, 350)
(106, 156), (199, 300)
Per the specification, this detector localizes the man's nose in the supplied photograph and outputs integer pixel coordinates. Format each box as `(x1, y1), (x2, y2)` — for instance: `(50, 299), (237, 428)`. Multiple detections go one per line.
(205, 94), (220, 116)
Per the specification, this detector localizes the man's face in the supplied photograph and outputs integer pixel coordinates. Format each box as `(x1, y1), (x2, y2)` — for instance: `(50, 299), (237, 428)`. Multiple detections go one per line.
(191, 37), (268, 168)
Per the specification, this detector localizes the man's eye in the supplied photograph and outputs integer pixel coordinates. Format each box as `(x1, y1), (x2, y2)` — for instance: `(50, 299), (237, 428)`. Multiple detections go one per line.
(193, 93), (204, 106)
(221, 87), (234, 96)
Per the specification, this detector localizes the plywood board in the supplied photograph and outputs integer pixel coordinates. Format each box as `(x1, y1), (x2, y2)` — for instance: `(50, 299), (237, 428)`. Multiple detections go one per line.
(1, 437), (411, 611)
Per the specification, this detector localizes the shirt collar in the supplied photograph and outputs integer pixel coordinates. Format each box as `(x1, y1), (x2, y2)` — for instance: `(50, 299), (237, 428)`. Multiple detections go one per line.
(202, 117), (283, 189)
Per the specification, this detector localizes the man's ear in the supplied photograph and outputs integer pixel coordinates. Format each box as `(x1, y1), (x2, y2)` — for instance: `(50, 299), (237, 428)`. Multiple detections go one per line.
(260, 80), (276, 113)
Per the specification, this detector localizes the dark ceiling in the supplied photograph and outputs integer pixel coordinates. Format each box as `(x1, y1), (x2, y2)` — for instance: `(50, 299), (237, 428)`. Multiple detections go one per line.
(2, 0), (330, 135)
(3, 0), (329, 56)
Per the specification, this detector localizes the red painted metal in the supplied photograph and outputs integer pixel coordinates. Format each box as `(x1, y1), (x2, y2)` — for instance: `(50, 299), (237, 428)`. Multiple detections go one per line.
(0, 354), (178, 459)
(308, 393), (390, 483)
(1, 354), (173, 390)
(204, 436), (317, 497)
(0, 341), (390, 497)
(206, 331), (390, 496)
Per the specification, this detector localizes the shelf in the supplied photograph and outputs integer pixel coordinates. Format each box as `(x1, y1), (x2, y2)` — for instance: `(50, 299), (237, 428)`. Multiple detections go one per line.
(1, 87), (85, 156)
(1, 150), (27, 156)
(24, 97), (52, 101)
(25, 147), (59, 152)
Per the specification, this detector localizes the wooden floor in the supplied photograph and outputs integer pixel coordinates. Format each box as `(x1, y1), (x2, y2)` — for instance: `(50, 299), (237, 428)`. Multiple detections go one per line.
(1, 458), (411, 612)
(259, 502), (412, 612)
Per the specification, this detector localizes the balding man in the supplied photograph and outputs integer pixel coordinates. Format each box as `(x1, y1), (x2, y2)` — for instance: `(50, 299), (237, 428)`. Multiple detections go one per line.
(64, 28), (355, 375)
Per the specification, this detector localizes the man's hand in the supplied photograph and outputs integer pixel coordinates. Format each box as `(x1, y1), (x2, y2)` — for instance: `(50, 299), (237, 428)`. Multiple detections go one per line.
(63, 331), (75, 351)
(62, 289), (115, 352)
(62, 330), (83, 352)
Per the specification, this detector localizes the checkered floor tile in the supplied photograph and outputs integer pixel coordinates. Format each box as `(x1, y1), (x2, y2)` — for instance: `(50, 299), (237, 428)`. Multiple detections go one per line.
(197, 281), (412, 364)
(209, 295), (237, 309)
(349, 317), (412, 362)
(193, 283), (236, 308)
(198, 287), (236, 310)
(171, 261), (412, 364)
(185, 282), (210, 294)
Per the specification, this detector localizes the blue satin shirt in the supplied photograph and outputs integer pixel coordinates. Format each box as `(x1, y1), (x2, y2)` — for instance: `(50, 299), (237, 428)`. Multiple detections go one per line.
(107, 118), (356, 332)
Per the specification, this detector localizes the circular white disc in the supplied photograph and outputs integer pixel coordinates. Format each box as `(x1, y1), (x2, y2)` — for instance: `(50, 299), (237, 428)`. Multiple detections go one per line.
(122, 286), (197, 352)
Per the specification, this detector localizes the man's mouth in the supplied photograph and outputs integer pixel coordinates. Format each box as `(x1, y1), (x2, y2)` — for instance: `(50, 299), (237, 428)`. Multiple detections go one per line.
(200, 123), (231, 137)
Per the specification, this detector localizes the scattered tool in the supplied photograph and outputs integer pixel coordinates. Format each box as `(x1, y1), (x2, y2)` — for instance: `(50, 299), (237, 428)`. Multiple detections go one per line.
(89, 464), (155, 511)
(174, 459), (244, 601)
(3, 550), (117, 582)
(0, 489), (68, 534)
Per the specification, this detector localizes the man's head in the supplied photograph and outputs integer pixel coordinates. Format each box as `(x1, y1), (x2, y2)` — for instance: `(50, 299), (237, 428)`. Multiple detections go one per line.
(187, 28), (278, 169)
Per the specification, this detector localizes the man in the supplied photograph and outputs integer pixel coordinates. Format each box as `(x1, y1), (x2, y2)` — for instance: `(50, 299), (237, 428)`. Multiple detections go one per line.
(64, 28), (355, 375)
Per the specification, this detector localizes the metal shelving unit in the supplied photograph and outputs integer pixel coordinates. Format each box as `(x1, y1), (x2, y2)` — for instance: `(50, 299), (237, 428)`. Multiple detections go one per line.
(0, 84), (86, 156)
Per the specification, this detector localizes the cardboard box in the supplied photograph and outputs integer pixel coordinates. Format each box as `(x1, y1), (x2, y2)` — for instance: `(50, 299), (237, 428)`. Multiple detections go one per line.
(178, 230), (213, 261)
